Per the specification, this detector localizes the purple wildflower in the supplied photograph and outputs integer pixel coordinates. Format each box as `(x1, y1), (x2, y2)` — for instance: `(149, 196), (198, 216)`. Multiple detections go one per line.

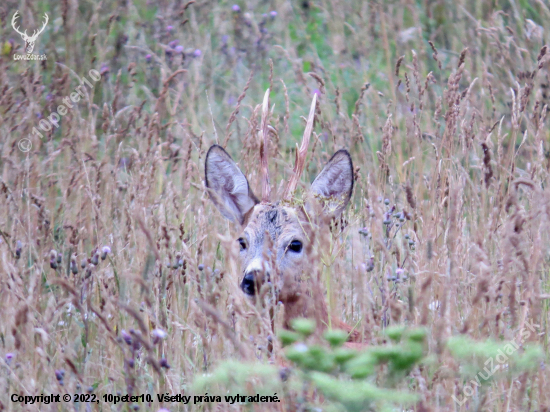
(5, 353), (14, 365)
(121, 330), (132, 345)
(101, 246), (111, 260)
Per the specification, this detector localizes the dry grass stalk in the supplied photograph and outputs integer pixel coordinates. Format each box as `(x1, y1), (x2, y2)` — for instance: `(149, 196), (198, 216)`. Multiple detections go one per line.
(224, 68), (254, 147)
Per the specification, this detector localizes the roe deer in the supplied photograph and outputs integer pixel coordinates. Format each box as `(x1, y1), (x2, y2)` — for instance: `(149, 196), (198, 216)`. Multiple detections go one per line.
(204, 90), (359, 340)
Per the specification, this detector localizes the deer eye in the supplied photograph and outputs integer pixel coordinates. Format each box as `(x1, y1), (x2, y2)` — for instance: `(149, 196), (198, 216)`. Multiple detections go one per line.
(288, 240), (303, 253)
(238, 237), (247, 251)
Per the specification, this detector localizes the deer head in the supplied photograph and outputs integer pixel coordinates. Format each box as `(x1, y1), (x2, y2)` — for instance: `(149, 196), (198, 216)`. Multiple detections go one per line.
(205, 90), (354, 328)
(12, 11), (49, 54)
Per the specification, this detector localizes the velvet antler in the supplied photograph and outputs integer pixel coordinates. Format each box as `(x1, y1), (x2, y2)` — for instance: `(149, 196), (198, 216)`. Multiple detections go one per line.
(283, 93), (317, 201)
(259, 88), (271, 203)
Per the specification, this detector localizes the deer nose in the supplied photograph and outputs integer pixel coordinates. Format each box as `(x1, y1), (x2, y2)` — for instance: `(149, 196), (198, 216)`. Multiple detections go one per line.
(241, 272), (256, 296)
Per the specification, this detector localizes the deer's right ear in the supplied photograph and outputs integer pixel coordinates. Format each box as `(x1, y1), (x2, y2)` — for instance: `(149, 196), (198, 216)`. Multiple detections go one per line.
(205, 145), (259, 225)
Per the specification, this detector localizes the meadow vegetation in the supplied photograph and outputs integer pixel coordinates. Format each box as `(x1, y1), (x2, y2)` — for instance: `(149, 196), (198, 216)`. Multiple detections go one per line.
(1, 0), (550, 410)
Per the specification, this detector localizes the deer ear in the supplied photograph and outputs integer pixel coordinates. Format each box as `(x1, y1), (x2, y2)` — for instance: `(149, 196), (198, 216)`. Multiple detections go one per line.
(205, 145), (259, 225)
(308, 149), (354, 217)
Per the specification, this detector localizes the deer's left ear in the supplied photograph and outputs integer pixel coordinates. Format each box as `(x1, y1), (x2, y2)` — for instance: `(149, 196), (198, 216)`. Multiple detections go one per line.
(308, 149), (354, 217)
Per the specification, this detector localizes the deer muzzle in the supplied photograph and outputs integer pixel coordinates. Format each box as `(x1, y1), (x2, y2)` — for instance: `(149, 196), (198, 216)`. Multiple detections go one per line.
(240, 272), (256, 295)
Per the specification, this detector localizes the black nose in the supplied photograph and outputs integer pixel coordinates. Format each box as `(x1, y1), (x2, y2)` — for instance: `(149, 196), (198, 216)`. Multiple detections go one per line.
(241, 273), (256, 296)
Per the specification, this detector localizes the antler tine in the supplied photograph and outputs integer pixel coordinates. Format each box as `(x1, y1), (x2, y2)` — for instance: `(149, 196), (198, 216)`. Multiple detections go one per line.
(11, 11), (27, 37)
(259, 88), (271, 203)
(283, 93), (317, 201)
(29, 13), (48, 40)
(40, 13), (48, 32)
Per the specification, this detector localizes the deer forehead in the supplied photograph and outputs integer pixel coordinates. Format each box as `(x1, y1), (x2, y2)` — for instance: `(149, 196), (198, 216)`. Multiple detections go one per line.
(244, 204), (304, 248)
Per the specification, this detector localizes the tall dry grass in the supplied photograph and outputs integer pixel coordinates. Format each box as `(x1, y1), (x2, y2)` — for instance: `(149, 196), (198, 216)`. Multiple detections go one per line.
(1, 0), (550, 410)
